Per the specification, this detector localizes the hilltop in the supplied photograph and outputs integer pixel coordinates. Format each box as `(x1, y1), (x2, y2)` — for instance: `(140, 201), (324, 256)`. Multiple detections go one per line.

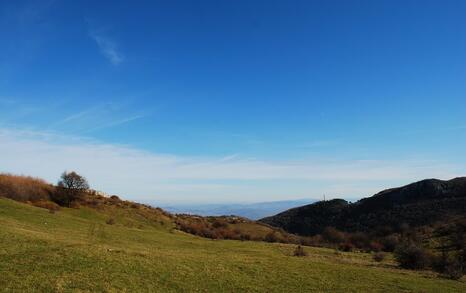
(260, 177), (466, 236)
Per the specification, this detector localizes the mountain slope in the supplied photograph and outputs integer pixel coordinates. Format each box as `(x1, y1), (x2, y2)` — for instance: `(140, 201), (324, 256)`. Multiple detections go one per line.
(1, 197), (464, 292)
(260, 178), (466, 236)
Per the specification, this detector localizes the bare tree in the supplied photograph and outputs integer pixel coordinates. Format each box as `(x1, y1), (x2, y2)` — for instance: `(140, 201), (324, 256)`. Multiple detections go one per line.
(55, 171), (89, 207)
(58, 171), (89, 190)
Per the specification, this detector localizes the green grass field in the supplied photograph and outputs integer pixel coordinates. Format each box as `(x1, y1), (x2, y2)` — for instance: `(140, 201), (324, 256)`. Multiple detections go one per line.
(0, 198), (464, 292)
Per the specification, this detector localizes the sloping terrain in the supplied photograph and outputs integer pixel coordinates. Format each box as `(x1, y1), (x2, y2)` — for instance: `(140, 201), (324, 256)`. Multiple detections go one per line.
(0, 173), (295, 245)
(260, 178), (466, 236)
(1, 197), (465, 292)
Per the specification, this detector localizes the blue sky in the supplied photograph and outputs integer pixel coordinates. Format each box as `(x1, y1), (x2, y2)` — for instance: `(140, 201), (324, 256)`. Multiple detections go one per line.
(1, 0), (465, 203)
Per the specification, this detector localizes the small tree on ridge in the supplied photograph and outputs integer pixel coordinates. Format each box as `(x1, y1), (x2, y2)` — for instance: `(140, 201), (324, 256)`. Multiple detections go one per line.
(55, 171), (89, 207)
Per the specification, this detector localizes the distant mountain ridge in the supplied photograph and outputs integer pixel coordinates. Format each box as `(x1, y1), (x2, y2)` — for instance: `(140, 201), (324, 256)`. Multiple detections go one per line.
(260, 177), (466, 236)
(159, 199), (316, 220)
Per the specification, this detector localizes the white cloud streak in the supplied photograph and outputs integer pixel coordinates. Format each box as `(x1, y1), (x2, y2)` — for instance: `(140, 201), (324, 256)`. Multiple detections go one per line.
(82, 115), (145, 133)
(0, 127), (464, 202)
(89, 31), (123, 65)
(49, 103), (146, 133)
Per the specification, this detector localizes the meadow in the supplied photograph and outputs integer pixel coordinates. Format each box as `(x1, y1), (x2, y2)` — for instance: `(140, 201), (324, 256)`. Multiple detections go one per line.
(0, 198), (464, 292)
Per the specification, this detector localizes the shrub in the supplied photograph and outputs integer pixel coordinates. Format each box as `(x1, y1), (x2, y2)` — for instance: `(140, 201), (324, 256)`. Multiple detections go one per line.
(0, 174), (55, 202)
(31, 200), (60, 213)
(380, 234), (400, 252)
(338, 242), (355, 252)
(443, 262), (464, 280)
(433, 252), (464, 280)
(375, 225), (394, 237)
(199, 228), (215, 239)
(451, 222), (466, 250)
(293, 245), (307, 257)
(373, 252), (386, 262)
(394, 243), (432, 270)
(212, 219), (228, 229)
(265, 231), (279, 243)
(240, 233), (251, 241)
(369, 241), (384, 252)
(69, 201), (81, 209)
(349, 232), (370, 249)
(110, 195), (120, 201)
(88, 199), (101, 207)
(216, 228), (240, 240)
(301, 235), (323, 247)
(322, 227), (346, 244)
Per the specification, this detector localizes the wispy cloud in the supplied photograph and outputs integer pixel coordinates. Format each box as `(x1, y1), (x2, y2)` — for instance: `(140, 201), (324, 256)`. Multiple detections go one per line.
(49, 103), (146, 133)
(82, 114), (145, 133)
(0, 98), (146, 134)
(56, 105), (102, 125)
(0, 127), (464, 202)
(89, 30), (123, 65)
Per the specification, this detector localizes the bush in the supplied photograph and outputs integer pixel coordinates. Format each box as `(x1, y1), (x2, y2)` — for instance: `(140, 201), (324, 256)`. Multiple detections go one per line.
(394, 243), (432, 270)
(443, 263), (464, 280)
(369, 241), (384, 252)
(380, 234), (400, 252)
(349, 232), (370, 249)
(110, 195), (120, 201)
(50, 187), (72, 207)
(0, 174), (55, 202)
(265, 231), (280, 243)
(198, 228), (215, 239)
(322, 227), (346, 244)
(31, 200), (60, 213)
(69, 201), (81, 209)
(293, 245), (307, 257)
(338, 242), (355, 252)
(373, 252), (386, 262)
(433, 252), (464, 280)
(300, 235), (323, 247)
(212, 219), (228, 229)
(240, 233), (251, 241)
(216, 228), (238, 240)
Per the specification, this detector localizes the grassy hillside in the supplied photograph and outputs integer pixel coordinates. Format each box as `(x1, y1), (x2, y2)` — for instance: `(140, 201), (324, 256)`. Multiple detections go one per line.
(0, 173), (299, 246)
(0, 198), (464, 292)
